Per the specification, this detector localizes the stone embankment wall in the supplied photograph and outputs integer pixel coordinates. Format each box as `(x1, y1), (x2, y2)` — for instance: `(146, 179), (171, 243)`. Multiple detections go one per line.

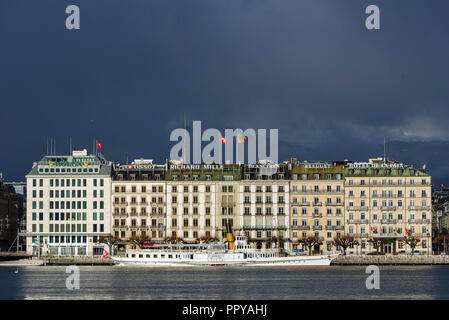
(332, 255), (449, 265)
(44, 256), (117, 266)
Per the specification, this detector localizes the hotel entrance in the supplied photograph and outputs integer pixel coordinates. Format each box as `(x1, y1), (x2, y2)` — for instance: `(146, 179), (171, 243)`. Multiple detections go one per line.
(383, 243), (392, 254)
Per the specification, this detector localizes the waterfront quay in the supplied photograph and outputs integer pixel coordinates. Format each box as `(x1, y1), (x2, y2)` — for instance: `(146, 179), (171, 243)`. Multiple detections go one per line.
(2, 254), (449, 267)
(44, 256), (116, 266)
(332, 254), (449, 265)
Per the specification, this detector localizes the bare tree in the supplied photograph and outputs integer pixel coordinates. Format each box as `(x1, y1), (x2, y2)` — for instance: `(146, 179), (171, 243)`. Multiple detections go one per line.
(403, 236), (421, 255)
(164, 236), (176, 244)
(98, 234), (120, 256)
(128, 234), (152, 249)
(367, 238), (385, 254)
(332, 235), (359, 255)
(298, 236), (323, 256)
(199, 235), (219, 243)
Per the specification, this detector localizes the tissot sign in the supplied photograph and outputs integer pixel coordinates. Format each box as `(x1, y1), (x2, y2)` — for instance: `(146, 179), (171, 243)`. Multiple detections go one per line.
(169, 121), (278, 165)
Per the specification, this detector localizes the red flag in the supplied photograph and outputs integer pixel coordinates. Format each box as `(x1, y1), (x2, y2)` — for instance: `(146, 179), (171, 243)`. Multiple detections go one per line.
(103, 248), (108, 258)
(219, 134), (227, 144)
(128, 165), (133, 169)
(97, 141), (103, 150)
(442, 183), (445, 189)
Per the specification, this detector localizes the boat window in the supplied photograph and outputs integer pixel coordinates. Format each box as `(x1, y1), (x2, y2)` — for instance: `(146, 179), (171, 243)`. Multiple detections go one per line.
(139, 254), (143, 258)
(168, 254), (173, 259)
(131, 254), (135, 258)
(153, 254), (158, 258)
(146, 254), (150, 258)
(161, 254), (165, 258)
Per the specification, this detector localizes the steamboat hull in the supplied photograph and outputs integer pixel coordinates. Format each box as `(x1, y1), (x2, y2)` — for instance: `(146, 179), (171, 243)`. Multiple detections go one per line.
(112, 254), (336, 267)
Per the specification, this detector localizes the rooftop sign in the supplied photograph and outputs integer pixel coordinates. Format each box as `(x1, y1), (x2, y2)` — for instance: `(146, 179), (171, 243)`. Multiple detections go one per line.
(346, 162), (404, 168)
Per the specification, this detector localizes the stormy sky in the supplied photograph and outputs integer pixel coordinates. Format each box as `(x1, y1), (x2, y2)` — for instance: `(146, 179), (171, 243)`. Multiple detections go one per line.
(0, 0), (448, 185)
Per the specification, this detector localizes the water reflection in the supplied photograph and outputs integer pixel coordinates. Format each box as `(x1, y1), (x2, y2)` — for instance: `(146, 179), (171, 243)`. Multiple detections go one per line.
(0, 265), (448, 300)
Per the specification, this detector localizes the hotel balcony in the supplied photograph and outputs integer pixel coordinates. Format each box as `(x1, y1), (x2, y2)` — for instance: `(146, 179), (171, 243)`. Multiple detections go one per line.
(346, 206), (369, 211)
(292, 225), (310, 230)
(408, 219), (431, 224)
(292, 202), (310, 206)
(313, 202), (323, 206)
(352, 233), (369, 238)
(241, 226), (288, 231)
(381, 219), (397, 224)
(151, 202), (166, 207)
(346, 219), (369, 224)
(222, 201), (236, 207)
(371, 233), (398, 237)
(150, 212), (166, 217)
(113, 212), (128, 217)
(327, 203), (343, 206)
(312, 225), (323, 230)
(325, 225), (344, 230)
(409, 232), (431, 237)
(408, 206), (431, 210)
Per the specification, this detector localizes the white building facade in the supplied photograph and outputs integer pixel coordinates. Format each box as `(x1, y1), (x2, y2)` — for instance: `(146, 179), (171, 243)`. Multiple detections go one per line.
(25, 150), (112, 256)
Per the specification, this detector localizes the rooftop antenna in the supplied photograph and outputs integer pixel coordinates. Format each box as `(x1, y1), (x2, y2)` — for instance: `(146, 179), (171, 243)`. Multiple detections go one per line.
(383, 137), (386, 164)
(69, 137), (72, 155)
(46, 137), (49, 155)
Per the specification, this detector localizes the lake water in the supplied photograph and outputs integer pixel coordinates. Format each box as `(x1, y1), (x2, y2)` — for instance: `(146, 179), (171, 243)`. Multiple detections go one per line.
(1, 265), (448, 300)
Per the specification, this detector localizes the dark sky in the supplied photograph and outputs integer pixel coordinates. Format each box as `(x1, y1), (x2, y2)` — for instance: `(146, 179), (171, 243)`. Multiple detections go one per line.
(1, 0), (448, 184)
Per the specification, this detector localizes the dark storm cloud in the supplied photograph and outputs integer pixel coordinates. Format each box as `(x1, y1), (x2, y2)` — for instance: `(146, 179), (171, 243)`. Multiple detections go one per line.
(0, 0), (448, 184)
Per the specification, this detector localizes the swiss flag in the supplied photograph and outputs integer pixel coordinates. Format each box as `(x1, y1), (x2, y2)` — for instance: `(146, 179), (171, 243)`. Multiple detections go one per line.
(128, 165), (133, 169)
(103, 248), (108, 258)
(97, 141), (103, 150)
(219, 134), (227, 144)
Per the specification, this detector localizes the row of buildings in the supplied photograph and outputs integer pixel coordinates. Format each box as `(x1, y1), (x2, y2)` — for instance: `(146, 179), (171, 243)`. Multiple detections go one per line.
(22, 149), (433, 256)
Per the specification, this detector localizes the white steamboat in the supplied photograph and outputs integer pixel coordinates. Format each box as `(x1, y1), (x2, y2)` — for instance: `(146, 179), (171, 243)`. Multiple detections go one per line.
(112, 235), (338, 267)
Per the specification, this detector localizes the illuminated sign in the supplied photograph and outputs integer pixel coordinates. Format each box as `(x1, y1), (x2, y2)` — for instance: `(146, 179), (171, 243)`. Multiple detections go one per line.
(46, 157), (95, 167)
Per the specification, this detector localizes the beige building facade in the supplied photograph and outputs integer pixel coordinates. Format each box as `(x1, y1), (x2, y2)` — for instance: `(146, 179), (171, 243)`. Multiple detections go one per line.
(111, 160), (167, 243)
(344, 158), (432, 255)
(289, 162), (345, 254)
